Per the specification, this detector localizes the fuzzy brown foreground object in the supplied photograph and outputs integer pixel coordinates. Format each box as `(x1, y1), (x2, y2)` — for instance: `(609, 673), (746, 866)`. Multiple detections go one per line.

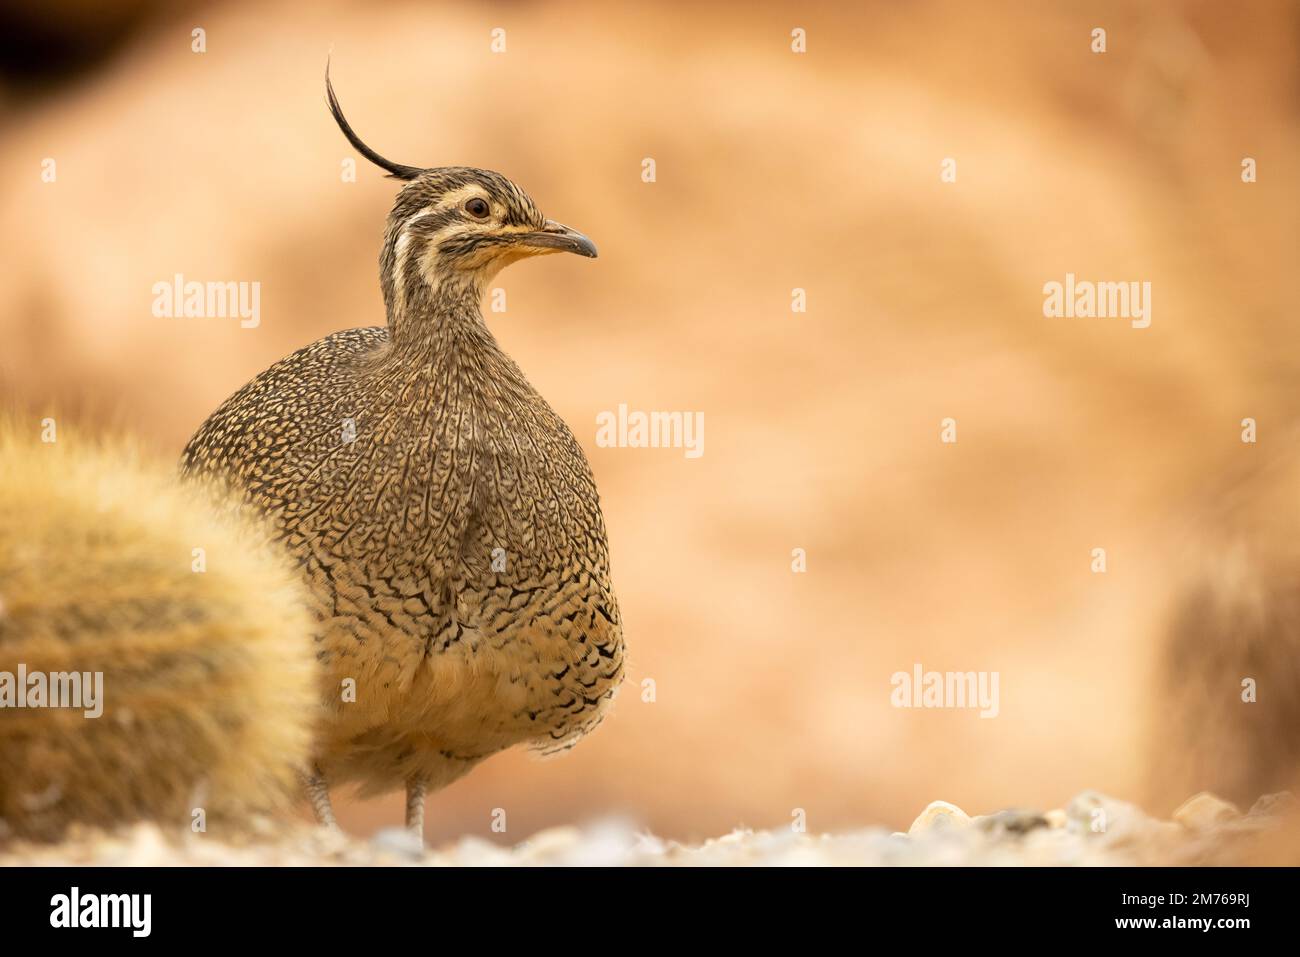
(0, 420), (320, 840)
(1149, 443), (1300, 813)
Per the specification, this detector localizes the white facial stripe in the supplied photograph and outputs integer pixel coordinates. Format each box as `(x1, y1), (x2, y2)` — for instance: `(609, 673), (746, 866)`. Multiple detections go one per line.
(392, 228), (415, 305)
(399, 186), (496, 247)
(394, 203), (455, 300)
(400, 201), (442, 235)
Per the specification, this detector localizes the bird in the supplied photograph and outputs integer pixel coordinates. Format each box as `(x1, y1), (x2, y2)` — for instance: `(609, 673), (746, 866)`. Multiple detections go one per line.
(179, 65), (625, 841)
(0, 418), (319, 840)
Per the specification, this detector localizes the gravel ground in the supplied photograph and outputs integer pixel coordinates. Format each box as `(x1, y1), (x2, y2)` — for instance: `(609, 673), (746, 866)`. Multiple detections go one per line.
(2, 790), (1295, 866)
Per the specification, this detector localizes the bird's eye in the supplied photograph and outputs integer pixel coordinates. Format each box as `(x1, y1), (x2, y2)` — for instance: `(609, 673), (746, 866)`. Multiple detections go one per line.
(465, 198), (490, 219)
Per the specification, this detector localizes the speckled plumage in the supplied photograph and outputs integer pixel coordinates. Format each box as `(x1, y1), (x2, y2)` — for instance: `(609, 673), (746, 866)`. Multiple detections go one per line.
(180, 78), (623, 830)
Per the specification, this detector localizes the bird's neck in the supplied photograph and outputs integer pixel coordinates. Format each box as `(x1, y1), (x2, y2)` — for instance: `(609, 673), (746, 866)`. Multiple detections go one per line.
(378, 278), (525, 404)
(388, 276), (483, 350)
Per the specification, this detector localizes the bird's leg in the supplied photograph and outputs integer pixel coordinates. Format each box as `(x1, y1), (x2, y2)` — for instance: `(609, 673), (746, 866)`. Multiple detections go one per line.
(405, 773), (429, 842)
(303, 766), (339, 831)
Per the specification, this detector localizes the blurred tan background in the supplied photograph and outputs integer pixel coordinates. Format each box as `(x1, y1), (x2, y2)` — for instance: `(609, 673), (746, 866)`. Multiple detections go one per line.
(1, 0), (1297, 843)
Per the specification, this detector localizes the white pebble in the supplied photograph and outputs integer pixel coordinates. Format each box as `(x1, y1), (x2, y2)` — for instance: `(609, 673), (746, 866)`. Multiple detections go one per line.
(908, 800), (972, 833)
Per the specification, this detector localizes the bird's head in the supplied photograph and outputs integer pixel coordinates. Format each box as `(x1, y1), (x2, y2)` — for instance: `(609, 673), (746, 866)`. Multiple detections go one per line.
(326, 68), (596, 322)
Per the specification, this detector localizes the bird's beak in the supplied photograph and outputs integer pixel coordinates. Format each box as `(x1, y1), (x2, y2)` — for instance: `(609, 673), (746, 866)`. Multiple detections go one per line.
(515, 220), (598, 259)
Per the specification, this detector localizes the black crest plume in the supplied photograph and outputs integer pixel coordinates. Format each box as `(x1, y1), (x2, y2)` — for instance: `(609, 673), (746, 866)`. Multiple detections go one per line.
(325, 60), (425, 181)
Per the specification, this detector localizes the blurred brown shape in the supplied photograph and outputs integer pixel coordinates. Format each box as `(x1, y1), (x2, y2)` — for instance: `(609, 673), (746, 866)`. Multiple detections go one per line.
(0, 417), (319, 839)
(1148, 440), (1300, 813)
